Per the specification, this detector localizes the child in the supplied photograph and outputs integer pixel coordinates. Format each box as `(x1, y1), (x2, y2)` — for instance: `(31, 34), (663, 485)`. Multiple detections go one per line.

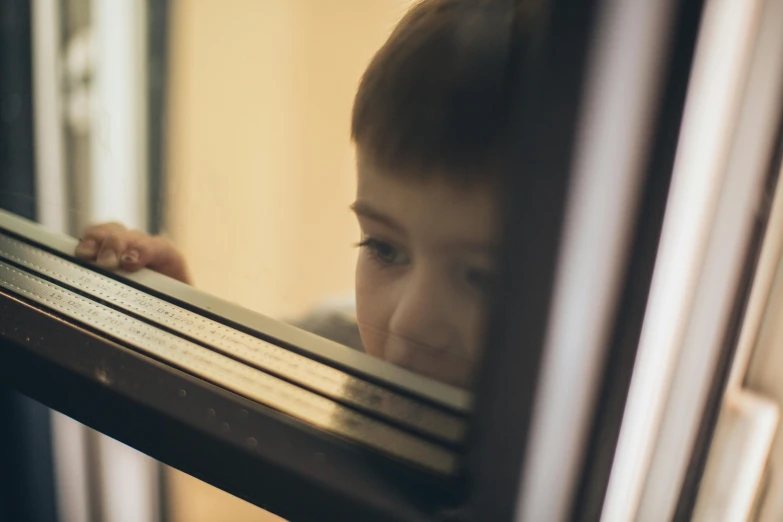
(76, 0), (525, 389)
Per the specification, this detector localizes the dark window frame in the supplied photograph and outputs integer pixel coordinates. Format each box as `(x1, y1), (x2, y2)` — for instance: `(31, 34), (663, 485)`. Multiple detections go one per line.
(0, 0), (706, 520)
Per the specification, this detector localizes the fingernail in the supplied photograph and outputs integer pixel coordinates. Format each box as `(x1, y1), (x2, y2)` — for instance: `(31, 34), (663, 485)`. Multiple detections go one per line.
(97, 249), (118, 268)
(122, 249), (139, 264)
(76, 239), (98, 256)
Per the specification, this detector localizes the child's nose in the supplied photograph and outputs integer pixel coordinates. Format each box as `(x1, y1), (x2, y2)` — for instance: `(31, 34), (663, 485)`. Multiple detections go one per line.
(387, 271), (457, 355)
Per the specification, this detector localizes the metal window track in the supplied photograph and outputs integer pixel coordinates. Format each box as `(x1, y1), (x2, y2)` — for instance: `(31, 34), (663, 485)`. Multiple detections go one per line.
(0, 227), (464, 477)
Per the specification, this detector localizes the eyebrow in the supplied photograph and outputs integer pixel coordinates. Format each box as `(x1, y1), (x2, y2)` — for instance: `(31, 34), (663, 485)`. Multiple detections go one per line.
(349, 201), (406, 234)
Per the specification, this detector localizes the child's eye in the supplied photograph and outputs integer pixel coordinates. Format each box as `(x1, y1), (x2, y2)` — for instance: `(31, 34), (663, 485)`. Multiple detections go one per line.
(464, 266), (497, 294)
(358, 238), (409, 266)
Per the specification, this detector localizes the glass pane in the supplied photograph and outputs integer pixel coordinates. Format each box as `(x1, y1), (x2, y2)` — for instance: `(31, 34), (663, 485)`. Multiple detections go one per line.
(24, 0), (521, 518)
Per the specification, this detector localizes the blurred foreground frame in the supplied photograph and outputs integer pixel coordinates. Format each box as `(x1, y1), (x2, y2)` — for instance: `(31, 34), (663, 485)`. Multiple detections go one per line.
(0, 1), (705, 522)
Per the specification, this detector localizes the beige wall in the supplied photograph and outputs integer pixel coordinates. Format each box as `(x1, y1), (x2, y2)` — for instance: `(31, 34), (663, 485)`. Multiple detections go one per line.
(163, 1), (412, 520)
(165, 0), (412, 320)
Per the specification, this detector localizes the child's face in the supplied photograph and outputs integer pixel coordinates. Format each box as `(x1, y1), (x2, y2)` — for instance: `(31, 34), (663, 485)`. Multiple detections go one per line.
(352, 152), (500, 389)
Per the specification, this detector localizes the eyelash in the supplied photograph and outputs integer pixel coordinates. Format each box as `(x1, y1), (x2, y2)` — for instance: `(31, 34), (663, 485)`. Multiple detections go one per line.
(356, 237), (497, 293)
(356, 238), (408, 267)
(463, 266), (496, 294)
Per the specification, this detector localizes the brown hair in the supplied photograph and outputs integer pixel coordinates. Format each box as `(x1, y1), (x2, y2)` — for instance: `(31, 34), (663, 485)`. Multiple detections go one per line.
(351, 0), (538, 182)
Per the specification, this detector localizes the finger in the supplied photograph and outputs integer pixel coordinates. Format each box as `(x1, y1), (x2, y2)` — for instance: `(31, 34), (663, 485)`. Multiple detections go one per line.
(74, 238), (100, 260)
(95, 229), (131, 270)
(118, 231), (156, 272)
(75, 222), (126, 260)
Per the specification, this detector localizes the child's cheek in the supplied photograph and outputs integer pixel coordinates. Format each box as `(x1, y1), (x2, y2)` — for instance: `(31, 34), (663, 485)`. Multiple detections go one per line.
(355, 257), (389, 360)
(357, 322), (387, 360)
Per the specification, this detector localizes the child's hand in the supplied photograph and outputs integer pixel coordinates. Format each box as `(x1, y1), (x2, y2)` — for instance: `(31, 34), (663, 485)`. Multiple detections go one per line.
(75, 222), (192, 284)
